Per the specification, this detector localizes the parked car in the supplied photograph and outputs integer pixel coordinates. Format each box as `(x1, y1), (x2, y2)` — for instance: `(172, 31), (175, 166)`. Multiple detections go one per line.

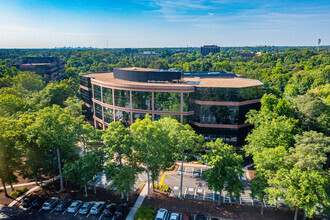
(114, 203), (129, 219)
(79, 202), (94, 215)
(90, 201), (105, 215)
(54, 198), (72, 212)
(41, 197), (59, 210)
(169, 213), (180, 220)
(21, 195), (39, 208)
(182, 213), (191, 220)
(32, 195), (48, 208)
(103, 203), (117, 217)
(155, 208), (168, 220)
(210, 218), (219, 220)
(67, 200), (83, 213)
(195, 214), (207, 220)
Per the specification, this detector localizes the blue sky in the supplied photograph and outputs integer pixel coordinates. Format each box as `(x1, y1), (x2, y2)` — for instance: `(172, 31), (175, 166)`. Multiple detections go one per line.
(0, 0), (329, 48)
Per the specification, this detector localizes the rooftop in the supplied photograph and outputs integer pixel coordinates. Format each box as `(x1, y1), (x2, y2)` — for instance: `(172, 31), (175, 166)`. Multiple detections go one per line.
(84, 72), (262, 88)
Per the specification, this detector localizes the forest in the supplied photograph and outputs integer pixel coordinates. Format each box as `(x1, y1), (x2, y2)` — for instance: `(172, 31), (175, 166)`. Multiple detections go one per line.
(0, 47), (329, 219)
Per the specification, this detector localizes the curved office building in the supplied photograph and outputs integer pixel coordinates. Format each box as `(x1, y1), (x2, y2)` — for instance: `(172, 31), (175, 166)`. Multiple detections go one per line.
(80, 67), (264, 147)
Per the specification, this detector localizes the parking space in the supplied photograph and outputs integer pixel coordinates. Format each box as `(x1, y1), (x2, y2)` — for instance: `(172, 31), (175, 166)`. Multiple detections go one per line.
(177, 166), (208, 177)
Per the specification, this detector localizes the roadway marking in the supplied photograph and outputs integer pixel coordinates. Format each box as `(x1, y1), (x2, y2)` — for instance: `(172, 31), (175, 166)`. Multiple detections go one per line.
(87, 212), (92, 217)
(98, 213), (104, 220)
(203, 190), (206, 200)
(39, 207), (43, 212)
(74, 210), (79, 216)
(185, 167), (188, 173)
(27, 206), (32, 210)
(213, 192), (215, 201)
(201, 168), (203, 175)
(194, 188), (197, 199)
(192, 167), (194, 173)
(184, 188), (187, 198)
(50, 207), (56, 213)
(62, 208), (69, 215)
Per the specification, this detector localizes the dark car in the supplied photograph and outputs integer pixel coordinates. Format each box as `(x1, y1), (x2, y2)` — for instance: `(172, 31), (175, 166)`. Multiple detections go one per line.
(210, 218), (219, 220)
(55, 198), (72, 212)
(182, 213), (191, 220)
(32, 195), (48, 208)
(114, 203), (129, 219)
(103, 203), (117, 217)
(21, 195), (39, 208)
(195, 214), (207, 220)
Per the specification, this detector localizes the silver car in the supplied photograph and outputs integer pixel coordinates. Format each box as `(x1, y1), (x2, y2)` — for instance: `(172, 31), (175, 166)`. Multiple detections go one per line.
(67, 200), (82, 213)
(90, 201), (105, 215)
(79, 202), (94, 215)
(41, 197), (59, 211)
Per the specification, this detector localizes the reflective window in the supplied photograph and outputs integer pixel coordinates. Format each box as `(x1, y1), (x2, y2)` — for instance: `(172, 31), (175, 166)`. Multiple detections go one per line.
(115, 110), (131, 127)
(195, 86), (264, 102)
(102, 87), (113, 105)
(154, 92), (181, 111)
(183, 93), (190, 111)
(132, 91), (152, 110)
(94, 85), (101, 101)
(114, 89), (130, 108)
(94, 103), (102, 119)
(193, 104), (239, 125)
(104, 107), (113, 124)
(79, 75), (91, 88)
(80, 88), (92, 105)
(154, 114), (181, 122)
(133, 112), (146, 122)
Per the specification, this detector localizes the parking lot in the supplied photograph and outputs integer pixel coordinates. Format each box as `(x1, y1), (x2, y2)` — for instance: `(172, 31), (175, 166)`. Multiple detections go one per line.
(16, 200), (129, 220)
(165, 165), (257, 206)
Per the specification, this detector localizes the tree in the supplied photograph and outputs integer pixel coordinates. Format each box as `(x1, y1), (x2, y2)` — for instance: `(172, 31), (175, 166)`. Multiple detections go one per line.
(63, 148), (104, 197)
(202, 139), (244, 206)
(102, 121), (141, 199)
(266, 168), (329, 220)
(288, 131), (330, 171)
(130, 115), (169, 199)
(250, 171), (268, 215)
(159, 117), (203, 199)
(26, 105), (83, 191)
(12, 72), (45, 93)
(0, 117), (23, 196)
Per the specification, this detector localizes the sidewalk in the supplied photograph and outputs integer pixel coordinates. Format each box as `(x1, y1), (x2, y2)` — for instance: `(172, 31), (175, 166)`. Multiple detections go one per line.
(0, 182), (36, 190)
(175, 161), (211, 168)
(8, 176), (59, 207)
(126, 183), (148, 219)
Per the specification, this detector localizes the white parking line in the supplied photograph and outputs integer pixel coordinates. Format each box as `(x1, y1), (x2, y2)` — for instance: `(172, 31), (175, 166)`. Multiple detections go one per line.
(39, 207), (43, 212)
(98, 213), (104, 220)
(203, 190), (206, 200)
(185, 167), (188, 173)
(213, 192), (215, 201)
(192, 167), (194, 173)
(177, 165), (181, 174)
(201, 168), (203, 175)
(50, 207), (56, 213)
(27, 206), (32, 210)
(62, 208), (69, 215)
(184, 187), (187, 198)
(74, 210), (79, 216)
(87, 212), (92, 217)
(194, 188), (197, 199)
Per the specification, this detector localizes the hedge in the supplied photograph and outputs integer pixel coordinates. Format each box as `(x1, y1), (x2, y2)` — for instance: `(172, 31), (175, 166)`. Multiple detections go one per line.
(9, 187), (28, 198)
(134, 205), (157, 220)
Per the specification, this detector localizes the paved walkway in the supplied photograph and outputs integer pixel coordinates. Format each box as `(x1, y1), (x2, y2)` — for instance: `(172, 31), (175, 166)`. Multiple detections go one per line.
(8, 176), (59, 207)
(126, 183), (148, 219)
(0, 181), (37, 190)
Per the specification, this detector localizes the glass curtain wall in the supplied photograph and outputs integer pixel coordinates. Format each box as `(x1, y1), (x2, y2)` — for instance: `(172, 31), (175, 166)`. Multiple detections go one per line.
(154, 92), (181, 111)
(103, 107), (114, 123)
(102, 87), (113, 105)
(132, 91), (152, 110)
(114, 89), (130, 108)
(94, 85), (102, 101)
(95, 103), (102, 119)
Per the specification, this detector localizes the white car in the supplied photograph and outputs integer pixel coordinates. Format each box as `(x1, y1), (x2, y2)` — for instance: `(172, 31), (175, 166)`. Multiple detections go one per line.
(155, 208), (168, 220)
(90, 201), (105, 215)
(169, 213), (180, 220)
(41, 197), (59, 210)
(67, 200), (83, 213)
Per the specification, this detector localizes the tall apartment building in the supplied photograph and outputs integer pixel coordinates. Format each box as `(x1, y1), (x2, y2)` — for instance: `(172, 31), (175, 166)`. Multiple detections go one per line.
(13, 57), (65, 81)
(200, 45), (220, 56)
(79, 67), (264, 148)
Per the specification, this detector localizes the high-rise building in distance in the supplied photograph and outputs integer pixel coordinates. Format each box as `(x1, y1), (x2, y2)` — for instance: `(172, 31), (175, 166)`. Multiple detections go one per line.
(13, 57), (65, 81)
(200, 45), (220, 56)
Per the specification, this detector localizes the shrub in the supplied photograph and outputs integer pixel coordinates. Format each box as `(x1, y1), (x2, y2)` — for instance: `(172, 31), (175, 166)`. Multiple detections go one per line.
(165, 163), (176, 171)
(153, 184), (170, 192)
(197, 160), (205, 164)
(134, 205), (157, 220)
(136, 182), (146, 193)
(9, 187), (28, 198)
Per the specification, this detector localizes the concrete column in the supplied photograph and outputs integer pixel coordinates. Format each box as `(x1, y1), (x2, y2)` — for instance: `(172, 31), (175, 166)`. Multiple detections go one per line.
(181, 90), (184, 124)
(130, 90), (133, 124)
(151, 91), (155, 121)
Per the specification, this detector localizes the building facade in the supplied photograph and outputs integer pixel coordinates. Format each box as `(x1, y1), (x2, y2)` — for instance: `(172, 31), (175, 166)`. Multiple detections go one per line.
(13, 57), (65, 81)
(79, 67), (264, 147)
(200, 45), (220, 56)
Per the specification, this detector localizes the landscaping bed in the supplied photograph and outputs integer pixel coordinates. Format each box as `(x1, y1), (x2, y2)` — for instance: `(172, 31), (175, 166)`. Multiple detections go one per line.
(142, 189), (305, 220)
(0, 185), (36, 206)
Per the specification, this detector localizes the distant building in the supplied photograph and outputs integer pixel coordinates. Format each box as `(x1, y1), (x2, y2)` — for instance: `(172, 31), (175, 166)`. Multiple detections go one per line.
(79, 67), (264, 147)
(13, 57), (65, 81)
(138, 51), (161, 57)
(238, 52), (256, 57)
(201, 45), (220, 56)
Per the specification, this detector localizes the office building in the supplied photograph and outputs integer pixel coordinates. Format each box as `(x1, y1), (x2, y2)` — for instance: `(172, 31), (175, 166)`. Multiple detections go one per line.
(200, 45), (220, 56)
(79, 67), (264, 147)
(13, 57), (65, 81)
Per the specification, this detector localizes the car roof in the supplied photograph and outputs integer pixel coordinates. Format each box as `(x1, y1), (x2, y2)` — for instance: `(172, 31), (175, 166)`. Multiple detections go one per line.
(156, 209), (168, 218)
